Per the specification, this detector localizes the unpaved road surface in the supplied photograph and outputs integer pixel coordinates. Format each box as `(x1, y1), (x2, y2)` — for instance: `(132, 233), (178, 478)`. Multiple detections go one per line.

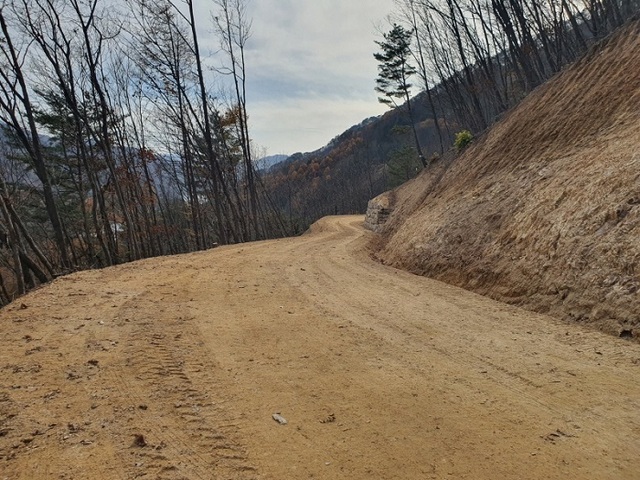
(1, 216), (639, 479)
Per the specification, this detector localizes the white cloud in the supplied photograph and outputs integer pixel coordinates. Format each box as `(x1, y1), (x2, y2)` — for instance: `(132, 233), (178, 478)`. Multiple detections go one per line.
(195, 0), (395, 155)
(249, 95), (388, 155)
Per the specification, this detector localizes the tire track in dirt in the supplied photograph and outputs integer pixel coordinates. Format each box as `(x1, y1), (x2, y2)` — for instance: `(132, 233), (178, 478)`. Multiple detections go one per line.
(99, 286), (259, 479)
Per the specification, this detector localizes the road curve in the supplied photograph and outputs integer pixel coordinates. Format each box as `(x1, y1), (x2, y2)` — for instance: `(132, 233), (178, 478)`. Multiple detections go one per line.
(1, 215), (639, 479)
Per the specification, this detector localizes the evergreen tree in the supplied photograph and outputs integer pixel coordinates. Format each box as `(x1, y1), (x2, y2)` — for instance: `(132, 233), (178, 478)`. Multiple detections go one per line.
(387, 145), (421, 188)
(374, 24), (426, 167)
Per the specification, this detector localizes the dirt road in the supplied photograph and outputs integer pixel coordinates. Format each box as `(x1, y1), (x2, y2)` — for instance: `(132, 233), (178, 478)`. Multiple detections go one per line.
(1, 216), (639, 479)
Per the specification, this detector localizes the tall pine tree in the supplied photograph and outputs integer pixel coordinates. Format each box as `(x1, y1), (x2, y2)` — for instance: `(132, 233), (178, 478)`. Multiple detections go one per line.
(374, 24), (426, 167)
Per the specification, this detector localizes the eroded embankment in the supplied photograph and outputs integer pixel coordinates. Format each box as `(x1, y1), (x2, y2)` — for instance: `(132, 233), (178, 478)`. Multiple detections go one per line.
(371, 18), (640, 337)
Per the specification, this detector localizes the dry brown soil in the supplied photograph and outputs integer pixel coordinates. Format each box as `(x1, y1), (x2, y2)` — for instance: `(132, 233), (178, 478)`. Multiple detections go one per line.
(1, 216), (639, 479)
(372, 18), (640, 336)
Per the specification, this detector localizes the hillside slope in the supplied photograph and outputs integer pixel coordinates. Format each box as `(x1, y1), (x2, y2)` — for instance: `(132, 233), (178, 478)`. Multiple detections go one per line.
(372, 18), (640, 337)
(263, 97), (452, 232)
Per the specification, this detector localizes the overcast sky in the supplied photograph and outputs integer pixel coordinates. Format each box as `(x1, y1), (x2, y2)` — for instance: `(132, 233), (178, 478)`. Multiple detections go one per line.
(195, 0), (396, 156)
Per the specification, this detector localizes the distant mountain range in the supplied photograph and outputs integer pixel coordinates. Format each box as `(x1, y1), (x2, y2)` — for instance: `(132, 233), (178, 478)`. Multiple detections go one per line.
(255, 154), (289, 171)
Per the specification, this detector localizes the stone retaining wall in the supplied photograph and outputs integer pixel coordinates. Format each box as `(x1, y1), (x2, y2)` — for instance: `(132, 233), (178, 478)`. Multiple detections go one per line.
(364, 192), (393, 232)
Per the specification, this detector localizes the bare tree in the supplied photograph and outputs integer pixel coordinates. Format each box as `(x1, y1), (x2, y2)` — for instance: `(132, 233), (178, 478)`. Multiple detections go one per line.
(213, 0), (261, 240)
(0, 5), (70, 269)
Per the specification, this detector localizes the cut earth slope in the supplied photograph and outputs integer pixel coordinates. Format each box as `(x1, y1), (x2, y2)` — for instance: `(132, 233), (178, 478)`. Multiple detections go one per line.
(372, 18), (640, 337)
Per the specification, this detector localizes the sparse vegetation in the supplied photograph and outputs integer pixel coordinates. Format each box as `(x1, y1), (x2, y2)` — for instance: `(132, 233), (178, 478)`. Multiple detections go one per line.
(454, 130), (474, 151)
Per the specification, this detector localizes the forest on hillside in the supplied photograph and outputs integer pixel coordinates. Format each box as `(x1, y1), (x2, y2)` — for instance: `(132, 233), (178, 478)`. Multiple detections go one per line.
(0, 0), (638, 302)
(264, 0), (639, 229)
(0, 0), (291, 301)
